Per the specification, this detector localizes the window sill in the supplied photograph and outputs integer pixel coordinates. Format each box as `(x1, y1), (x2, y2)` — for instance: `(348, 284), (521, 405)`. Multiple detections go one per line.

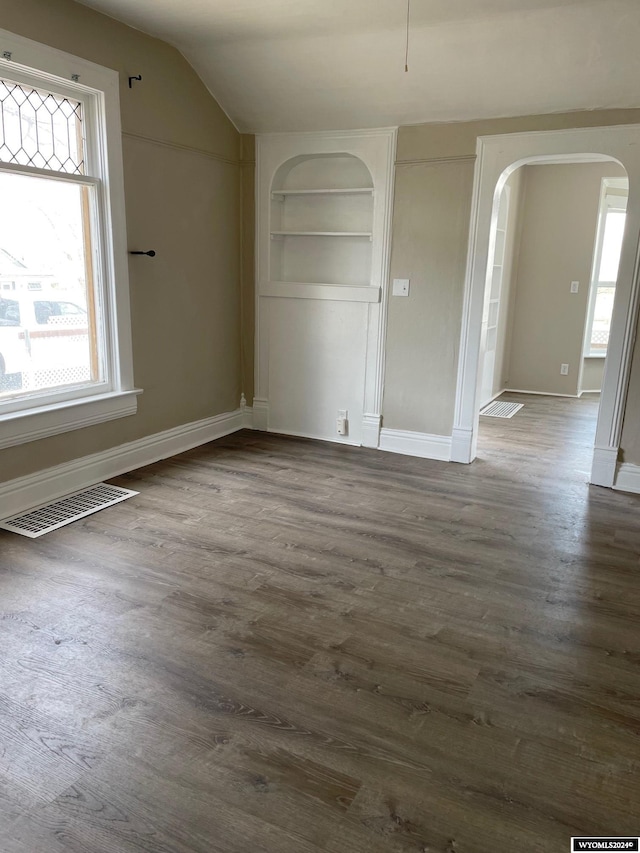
(585, 354), (607, 359)
(0, 388), (143, 451)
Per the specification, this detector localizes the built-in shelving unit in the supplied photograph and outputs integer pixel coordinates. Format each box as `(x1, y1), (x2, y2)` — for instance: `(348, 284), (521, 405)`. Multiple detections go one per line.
(255, 128), (396, 446)
(267, 154), (375, 299)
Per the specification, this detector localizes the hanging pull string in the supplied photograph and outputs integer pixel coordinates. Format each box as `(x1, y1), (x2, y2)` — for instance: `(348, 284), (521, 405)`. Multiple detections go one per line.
(405, 0), (411, 72)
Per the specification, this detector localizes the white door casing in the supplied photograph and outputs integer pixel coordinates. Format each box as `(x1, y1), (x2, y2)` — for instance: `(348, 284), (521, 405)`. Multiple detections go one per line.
(452, 125), (640, 487)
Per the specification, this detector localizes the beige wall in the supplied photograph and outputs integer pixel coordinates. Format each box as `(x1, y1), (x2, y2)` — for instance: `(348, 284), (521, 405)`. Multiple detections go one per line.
(383, 109), (640, 444)
(0, 0), (242, 483)
(384, 159), (474, 434)
(505, 162), (625, 396)
(582, 358), (605, 392)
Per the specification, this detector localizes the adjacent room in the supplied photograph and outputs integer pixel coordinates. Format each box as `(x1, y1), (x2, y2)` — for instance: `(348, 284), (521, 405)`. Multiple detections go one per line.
(477, 161), (629, 473)
(1, 2), (640, 852)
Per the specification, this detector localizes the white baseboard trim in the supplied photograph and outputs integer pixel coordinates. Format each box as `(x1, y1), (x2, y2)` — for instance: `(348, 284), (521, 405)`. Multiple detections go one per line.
(590, 445), (618, 488)
(241, 406), (254, 429)
(450, 426), (474, 463)
(267, 426), (360, 447)
(0, 407), (245, 521)
(504, 388), (580, 399)
(252, 399), (269, 431)
(361, 413), (381, 448)
(614, 462), (640, 495)
(479, 388), (507, 408)
(379, 428), (451, 461)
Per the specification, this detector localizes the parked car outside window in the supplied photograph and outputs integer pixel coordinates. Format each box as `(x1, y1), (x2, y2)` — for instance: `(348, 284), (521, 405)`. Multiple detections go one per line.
(0, 292), (88, 393)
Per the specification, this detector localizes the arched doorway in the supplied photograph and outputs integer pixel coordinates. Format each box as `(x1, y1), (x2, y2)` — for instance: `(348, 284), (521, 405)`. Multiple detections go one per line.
(452, 125), (640, 488)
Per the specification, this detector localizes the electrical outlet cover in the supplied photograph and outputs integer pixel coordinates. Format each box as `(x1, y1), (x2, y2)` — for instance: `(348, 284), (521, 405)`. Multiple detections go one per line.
(392, 278), (410, 296)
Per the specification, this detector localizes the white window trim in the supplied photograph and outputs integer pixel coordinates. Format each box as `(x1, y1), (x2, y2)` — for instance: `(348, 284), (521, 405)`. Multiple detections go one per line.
(582, 177), (628, 359)
(0, 28), (141, 451)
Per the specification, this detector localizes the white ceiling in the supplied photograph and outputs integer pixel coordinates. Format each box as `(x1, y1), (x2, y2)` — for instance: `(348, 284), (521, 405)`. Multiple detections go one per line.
(77, 0), (640, 133)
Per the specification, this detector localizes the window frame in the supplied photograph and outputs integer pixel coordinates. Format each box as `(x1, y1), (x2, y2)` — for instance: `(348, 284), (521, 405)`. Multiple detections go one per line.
(0, 28), (139, 451)
(583, 177), (628, 360)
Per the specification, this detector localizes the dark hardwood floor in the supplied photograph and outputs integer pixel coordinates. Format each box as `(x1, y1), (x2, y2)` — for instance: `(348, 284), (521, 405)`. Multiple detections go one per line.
(1, 392), (639, 853)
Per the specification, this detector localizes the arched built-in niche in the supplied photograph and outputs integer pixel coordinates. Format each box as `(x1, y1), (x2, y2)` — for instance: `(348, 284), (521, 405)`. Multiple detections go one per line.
(268, 153), (375, 292)
(254, 130), (396, 447)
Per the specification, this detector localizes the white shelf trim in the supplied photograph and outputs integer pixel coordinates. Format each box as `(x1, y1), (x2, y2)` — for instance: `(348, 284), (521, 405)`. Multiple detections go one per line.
(270, 230), (373, 239)
(260, 281), (380, 303)
(271, 187), (373, 197)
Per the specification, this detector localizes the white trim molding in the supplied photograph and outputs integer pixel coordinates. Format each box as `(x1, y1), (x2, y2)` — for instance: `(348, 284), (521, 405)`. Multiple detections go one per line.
(0, 407), (246, 521)
(379, 428), (452, 461)
(241, 405), (254, 429)
(0, 389), (141, 451)
(361, 413), (382, 448)
(614, 462), (640, 494)
(450, 426), (474, 464)
(452, 124), (640, 486)
(591, 445), (620, 488)
(252, 398), (269, 431)
(260, 282), (381, 303)
(504, 388), (581, 398)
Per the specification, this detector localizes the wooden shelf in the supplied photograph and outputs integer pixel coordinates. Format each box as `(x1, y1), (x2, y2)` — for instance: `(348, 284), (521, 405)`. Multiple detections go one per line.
(271, 187), (373, 198)
(271, 231), (373, 240)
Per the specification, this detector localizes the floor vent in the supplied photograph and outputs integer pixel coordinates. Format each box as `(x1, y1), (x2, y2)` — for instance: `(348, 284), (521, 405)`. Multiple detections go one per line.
(0, 483), (138, 539)
(480, 400), (523, 419)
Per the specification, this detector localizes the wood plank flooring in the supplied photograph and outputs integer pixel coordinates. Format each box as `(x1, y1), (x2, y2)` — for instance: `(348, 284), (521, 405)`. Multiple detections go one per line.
(1, 392), (639, 852)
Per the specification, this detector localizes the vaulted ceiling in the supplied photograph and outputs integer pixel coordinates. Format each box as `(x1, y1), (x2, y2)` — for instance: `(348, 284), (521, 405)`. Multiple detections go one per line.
(77, 0), (640, 133)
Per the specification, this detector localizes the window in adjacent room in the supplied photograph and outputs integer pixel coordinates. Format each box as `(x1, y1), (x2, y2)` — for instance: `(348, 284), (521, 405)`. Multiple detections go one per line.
(584, 178), (628, 358)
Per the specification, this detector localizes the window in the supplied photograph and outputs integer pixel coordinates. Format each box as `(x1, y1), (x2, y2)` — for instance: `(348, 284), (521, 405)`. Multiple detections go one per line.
(584, 178), (628, 358)
(0, 29), (138, 450)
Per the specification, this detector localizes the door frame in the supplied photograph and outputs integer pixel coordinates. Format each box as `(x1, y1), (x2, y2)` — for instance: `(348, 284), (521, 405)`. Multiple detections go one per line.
(451, 124), (640, 487)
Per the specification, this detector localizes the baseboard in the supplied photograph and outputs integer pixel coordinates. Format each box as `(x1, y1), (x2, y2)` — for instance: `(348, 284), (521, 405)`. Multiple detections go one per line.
(241, 405), (254, 428)
(361, 413), (381, 448)
(0, 407), (246, 521)
(253, 399), (269, 431)
(614, 462), (640, 495)
(590, 445), (618, 488)
(266, 426), (360, 447)
(504, 388), (580, 398)
(479, 388), (507, 408)
(450, 426), (474, 464)
(379, 428), (451, 461)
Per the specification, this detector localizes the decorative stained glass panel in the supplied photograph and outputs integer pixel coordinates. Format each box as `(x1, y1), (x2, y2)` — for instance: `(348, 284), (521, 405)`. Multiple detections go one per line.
(0, 78), (84, 174)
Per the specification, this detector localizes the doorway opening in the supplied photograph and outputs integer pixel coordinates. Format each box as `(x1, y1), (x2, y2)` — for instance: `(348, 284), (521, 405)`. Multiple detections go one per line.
(452, 124), (640, 489)
(475, 162), (628, 476)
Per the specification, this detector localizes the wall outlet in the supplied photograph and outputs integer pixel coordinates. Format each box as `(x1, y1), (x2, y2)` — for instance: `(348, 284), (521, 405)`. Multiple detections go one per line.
(570, 281), (580, 293)
(337, 410), (348, 436)
(560, 363), (569, 375)
(392, 278), (410, 297)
